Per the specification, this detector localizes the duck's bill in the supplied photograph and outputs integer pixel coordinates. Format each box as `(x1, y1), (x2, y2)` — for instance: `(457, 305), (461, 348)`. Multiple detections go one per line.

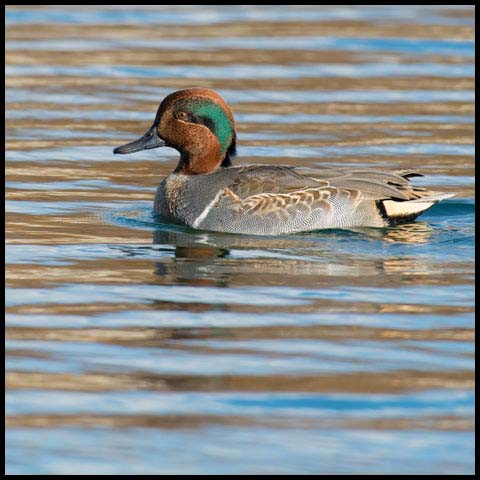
(113, 125), (165, 154)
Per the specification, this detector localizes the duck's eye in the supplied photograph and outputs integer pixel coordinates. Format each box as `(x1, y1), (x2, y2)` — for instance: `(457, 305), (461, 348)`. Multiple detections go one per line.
(175, 111), (188, 120)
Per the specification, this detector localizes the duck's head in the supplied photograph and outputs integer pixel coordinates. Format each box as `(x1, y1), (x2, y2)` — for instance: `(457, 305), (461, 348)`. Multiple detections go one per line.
(113, 87), (237, 175)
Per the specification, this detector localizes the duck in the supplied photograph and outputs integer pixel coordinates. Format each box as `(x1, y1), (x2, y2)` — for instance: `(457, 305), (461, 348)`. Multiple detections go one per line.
(113, 87), (454, 236)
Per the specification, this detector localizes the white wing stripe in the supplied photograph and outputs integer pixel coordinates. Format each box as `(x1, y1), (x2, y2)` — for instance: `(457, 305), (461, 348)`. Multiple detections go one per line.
(192, 190), (223, 228)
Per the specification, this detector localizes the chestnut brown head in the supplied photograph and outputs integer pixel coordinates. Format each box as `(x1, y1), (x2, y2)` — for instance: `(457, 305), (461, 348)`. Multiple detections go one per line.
(114, 87), (237, 175)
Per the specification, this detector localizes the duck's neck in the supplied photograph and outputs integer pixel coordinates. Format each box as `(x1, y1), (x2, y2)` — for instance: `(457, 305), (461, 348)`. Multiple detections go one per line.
(174, 146), (222, 175)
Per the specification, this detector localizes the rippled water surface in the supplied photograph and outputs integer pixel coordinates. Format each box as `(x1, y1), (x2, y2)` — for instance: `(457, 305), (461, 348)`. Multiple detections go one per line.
(5, 5), (475, 475)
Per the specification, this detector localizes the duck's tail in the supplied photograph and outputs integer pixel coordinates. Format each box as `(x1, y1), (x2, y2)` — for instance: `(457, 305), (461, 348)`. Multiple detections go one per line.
(379, 192), (455, 225)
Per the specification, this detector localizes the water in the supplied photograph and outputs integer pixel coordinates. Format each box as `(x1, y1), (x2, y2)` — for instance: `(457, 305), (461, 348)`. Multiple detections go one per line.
(5, 5), (475, 475)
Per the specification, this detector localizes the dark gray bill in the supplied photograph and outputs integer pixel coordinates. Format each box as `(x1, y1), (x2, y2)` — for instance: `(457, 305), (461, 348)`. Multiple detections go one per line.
(113, 125), (165, 154)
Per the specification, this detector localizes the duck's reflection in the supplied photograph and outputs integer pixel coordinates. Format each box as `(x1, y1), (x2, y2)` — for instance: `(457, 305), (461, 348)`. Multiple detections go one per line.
(153, 228), (229, 286)
(358, 221), (434, 244)
(150, 221), (437, 288)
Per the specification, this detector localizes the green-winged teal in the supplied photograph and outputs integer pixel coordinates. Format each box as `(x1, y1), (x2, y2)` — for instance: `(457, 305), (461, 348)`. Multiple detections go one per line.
(114, 87), (454, 235)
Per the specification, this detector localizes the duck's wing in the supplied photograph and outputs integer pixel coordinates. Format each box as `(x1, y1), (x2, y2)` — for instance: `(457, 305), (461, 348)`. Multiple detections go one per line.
(226, 165), (327, 197)
(228, 164), (428, 201)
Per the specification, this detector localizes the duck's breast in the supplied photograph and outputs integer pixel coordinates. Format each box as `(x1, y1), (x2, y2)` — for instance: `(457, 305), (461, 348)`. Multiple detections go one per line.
(154, 169), (245, 227)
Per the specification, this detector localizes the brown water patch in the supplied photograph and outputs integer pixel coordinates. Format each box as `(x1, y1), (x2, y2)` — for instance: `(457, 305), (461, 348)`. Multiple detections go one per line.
(6, 20), (474, 40)
(6, 75), (475, 91)
(5, 324), (474, 346)
(7, 48), (475, 67)
(5, 370), (474, 394)
(5, 212), (151, 245)
(5, 413), (473, 431)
